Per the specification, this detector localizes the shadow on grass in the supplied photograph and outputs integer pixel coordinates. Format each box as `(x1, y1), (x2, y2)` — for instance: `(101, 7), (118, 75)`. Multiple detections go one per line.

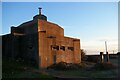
(46, 61), (118, 79)
(2, 58), (55, 79)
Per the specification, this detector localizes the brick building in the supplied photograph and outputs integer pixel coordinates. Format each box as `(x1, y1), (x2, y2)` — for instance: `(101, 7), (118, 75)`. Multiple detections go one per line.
(2, 8), (81, 68)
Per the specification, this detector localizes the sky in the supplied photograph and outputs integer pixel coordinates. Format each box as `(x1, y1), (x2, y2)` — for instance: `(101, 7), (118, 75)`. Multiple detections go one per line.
(1, 2), (118, 55)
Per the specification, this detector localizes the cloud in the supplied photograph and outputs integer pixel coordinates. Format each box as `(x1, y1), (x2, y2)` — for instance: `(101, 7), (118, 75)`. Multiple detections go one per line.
(96, 36), (118, 42)
(81, 36), (118, 55)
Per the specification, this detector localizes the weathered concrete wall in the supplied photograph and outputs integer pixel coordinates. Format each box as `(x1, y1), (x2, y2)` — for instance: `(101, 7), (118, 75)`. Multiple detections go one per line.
(19, 33), (39, 65)
(2, 34), (20, 59)
(2, 33), (39, 65)
(63, 37), (74, 63)
(19, 20), (38, 34)
(38, 31), (48, 68)
(38, 19), (81, 68)
(38, 19), (65, 68)
(3, 20), (39, 67)
(38, 20), (64, 40)
(2, 34), (12, 58)
(2, 18), (81, 69)
(73, 39), (81, 63)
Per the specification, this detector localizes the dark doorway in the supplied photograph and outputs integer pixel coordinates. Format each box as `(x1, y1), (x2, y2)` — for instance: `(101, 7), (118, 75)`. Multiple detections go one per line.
(54, 55), (56, 64)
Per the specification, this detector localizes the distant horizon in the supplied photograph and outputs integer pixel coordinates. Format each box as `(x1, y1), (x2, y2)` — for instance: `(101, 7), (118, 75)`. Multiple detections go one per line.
(86, 52), (118, 55)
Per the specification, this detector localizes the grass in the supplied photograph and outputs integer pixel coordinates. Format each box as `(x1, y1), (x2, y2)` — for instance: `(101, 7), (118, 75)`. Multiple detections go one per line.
(48, 68), (117, 78)
(46, 58), (118, 79)
(2, 58), (55, 79)
(2, 57), (118, 79)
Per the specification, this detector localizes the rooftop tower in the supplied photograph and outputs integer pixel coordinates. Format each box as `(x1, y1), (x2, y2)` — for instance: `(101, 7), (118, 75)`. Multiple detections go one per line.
(33, 7), (47, 21)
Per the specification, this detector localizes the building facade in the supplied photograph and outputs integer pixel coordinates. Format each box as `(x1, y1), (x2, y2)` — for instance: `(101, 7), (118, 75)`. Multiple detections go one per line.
(2, 8), (81, 68)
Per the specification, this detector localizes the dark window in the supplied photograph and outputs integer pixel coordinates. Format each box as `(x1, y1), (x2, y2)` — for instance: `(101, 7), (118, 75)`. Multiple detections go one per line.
(28, 43), (33, 50)
(47, 36), (56, 38)
(54, 55), (56, 64)
(68, 47), (74, 51)
(60, 46), (65, 51)
(29, 45), (33, 49)
(52, 46), (59, 50)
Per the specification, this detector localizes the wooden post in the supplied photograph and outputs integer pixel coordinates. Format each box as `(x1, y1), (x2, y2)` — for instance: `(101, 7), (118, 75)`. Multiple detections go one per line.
(105, 41), (110, 63)
(100, 52), (104, 63)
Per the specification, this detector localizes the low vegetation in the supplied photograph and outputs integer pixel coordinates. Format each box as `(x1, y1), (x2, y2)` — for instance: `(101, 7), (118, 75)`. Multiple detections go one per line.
(47, 62), (86, 70)
(93, 62), (117, 70)
(2, 58), (55, 79)
(46, 58), (118, 79)
(2, 54), (118, 79)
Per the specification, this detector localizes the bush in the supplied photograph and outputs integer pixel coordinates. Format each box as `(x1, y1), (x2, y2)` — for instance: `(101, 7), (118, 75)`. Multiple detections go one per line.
(93, 62), (117, 70)
(86, 56), (100, 63)
(47, 62), (86, 70)
(81, 49), (86, 61)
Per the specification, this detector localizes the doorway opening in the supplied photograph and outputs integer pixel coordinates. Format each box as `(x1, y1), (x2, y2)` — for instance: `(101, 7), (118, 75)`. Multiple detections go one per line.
(53, 55), (56, 64)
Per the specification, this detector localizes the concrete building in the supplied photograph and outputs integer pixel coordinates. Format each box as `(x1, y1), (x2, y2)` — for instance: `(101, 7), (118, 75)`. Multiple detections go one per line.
(2, 8), (81, 68)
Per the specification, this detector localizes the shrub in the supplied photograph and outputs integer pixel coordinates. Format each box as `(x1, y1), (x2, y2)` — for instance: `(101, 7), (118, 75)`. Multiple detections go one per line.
(93, 62), (117, 70)
(81, 49), (86, 61)
(86, 56), (100, 63)
(47, 62), (86, 70)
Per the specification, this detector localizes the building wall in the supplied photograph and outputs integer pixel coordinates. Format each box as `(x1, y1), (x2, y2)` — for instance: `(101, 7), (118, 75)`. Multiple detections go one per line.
(2, 20), (39, 67)
(2, 19), (81, 69)
(73, 40), (81, 63)
(38, 19), (81, 68)
(38, 20), (64, 68)
(19, 33), (39, 65)
(2, 34), (18, 58)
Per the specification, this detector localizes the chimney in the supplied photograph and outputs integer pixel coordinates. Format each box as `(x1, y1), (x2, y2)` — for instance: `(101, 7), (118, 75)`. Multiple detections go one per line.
(39, 7), (42, 15)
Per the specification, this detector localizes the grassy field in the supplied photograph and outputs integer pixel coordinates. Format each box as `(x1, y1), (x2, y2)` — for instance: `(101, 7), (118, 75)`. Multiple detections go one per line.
(2, 57), (118, 79)
(2, 58), (55, 79)
(47, 68), (117, 78)
(46, 57), (118, 79)
(47, 66), (118, 79)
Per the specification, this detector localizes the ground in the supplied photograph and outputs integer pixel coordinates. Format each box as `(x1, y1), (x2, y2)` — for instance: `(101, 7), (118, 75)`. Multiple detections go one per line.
(2, 56), (118, 80)
(2, 58), (55, 79)
(46, 61), (118, 79)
